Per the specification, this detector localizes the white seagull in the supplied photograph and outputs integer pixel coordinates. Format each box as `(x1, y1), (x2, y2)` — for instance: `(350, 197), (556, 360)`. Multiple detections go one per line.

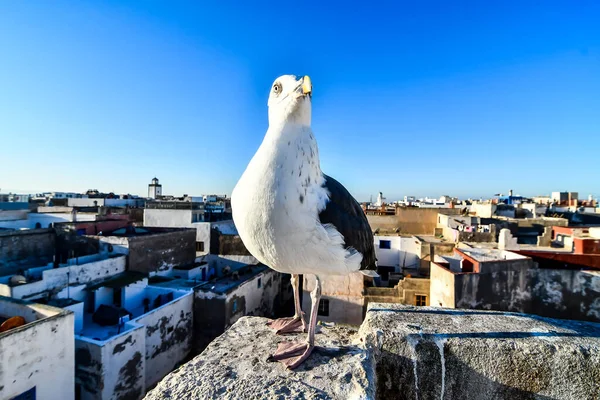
(231, 75), (376, 369)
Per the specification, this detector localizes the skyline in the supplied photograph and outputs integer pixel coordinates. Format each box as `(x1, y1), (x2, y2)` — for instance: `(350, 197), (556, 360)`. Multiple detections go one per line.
(1, 1), (599, 201)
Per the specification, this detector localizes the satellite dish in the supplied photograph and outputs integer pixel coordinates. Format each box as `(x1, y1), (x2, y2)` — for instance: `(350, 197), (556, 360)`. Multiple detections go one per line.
(0, 316), (26, 333)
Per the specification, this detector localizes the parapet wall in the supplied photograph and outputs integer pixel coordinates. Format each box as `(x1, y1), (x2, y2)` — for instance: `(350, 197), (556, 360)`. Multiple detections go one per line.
(146, 304), (600, 400)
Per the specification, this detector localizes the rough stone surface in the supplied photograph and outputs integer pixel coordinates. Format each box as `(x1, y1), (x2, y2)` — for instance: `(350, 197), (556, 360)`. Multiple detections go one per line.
(361, 303), (600, 400)
(145, 316), (375, 400)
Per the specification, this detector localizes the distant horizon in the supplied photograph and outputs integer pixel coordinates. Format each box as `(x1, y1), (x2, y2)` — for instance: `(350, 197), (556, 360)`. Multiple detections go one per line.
(2, 184), (596, 204)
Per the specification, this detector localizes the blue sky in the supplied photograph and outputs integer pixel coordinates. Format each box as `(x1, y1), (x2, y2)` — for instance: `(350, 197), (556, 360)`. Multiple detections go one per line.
(1, 1), (599, 201)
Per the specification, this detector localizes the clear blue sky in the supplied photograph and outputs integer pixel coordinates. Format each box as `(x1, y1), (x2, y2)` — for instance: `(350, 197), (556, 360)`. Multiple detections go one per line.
(1, 1), (599, 201)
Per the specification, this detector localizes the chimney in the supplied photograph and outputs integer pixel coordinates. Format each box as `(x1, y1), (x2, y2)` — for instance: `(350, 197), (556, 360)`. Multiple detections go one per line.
(509, 189), (513, 197)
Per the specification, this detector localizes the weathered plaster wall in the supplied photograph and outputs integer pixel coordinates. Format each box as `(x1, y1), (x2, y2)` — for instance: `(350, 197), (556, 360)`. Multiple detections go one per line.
(193, 294), (226, 352)
(303, 272), (365, 326)
(226, 269), (282, 326)
(133, 292), (194, 388)
(0, 302), (74, 400)
(193, 269), (287, 352)
(430, 263), (457, 308)
(0, 229), (55, 275)
(448, 267), (600, 322)
(76, 325), (146, 400)
(364, 277), (430, 311)
(209, 230), (252, 256)
(202, 254), (259, 276)
(2, 255), (126, 301)
(128, 230), (196, 273)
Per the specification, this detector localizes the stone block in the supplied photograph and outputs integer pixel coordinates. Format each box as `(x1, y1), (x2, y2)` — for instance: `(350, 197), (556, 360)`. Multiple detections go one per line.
(145, 316), (375, 400)
(360, 303), (600, 400)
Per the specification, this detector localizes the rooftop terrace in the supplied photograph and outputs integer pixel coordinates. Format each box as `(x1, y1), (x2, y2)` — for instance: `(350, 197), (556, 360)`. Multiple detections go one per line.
(196, 264), (266, 295)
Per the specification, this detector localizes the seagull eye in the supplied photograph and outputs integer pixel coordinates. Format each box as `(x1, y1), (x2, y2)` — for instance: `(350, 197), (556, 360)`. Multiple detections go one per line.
(273, 83), (282, 94)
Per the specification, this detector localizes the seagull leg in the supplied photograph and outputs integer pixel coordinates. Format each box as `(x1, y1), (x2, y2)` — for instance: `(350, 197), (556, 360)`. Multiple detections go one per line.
(267, 274), (306, 334)
(268, 275), (321, 369)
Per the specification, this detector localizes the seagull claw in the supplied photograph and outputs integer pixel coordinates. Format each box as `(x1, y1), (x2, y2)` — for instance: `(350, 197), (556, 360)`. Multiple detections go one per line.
(267, 341), (314, 369)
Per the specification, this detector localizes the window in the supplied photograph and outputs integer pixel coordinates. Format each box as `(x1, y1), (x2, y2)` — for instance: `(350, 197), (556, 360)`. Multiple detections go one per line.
(379, 240), (391, 249)
(232, 299), (238, 313)
(257, 278), (261, 288)
(416, 295), (427, 306)
(196, 242), (205, 252)
(318, 299), (329, 316)
(34, 222), (41, 229)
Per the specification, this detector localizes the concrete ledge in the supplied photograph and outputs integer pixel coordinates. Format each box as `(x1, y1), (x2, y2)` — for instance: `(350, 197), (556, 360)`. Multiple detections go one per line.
(145, 317), (375, 400)
(361, 304), (600, 400)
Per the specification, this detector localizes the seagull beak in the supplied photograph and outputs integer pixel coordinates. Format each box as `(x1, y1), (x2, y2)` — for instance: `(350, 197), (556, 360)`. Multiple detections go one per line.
(301, 75), (312, 96)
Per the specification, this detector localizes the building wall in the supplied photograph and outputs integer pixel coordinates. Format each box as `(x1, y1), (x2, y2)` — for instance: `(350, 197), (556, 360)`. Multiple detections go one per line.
(127, 230), (196, 273)
(193, 269), (287, 352)
(303, 272), (365, 326)
(0, 229), (55, 275)
(193, 293), (226, 352)
(429, 263), (457, 308)
(0, 302), (74, 400)
(364, 277), (430, 311)
(374, 236), (421, 270)
(226, 269), (283, 327)
(144, 209), (192, 227)
(443, 266), (600, 323)
(143, 209), (212, 256)
(81, 324), (146, 400)
(2, 255), (127, 301)
(368, 208), (463, 235)
(132, 292), (193, 388)
(203, 254), (259, 276)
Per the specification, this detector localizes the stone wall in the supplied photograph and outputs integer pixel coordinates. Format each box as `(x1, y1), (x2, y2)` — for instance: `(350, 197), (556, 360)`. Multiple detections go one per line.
(0, 229), (55, 275)
(145, 305), (600, 400)
(361, 304), (600, 400)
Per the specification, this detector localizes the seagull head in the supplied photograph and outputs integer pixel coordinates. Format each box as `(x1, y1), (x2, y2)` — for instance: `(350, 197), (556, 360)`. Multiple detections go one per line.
(267, 75), (312, 126)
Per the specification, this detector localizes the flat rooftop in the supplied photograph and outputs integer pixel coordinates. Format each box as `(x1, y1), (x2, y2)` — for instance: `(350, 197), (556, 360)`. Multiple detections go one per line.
(197, 264), (267, 295)
(86, 271), (146, 291)
(459, 248), (527, 262)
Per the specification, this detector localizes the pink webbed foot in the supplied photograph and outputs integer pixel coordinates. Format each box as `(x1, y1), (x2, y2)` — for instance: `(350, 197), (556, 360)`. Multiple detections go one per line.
(266, 314), (306, 334)
(268, 341), (314, 369)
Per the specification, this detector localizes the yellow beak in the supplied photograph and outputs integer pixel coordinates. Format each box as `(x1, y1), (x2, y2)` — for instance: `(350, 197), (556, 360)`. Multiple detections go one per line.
(302, 75), (312, 95)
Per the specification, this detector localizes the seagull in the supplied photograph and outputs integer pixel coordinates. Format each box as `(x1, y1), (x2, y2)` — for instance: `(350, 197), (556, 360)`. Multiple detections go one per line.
(231, 75), (376, 369)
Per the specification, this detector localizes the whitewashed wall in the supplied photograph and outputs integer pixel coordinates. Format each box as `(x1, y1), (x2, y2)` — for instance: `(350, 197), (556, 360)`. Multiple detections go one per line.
(374, 235), (421, 270)
(76, 324), (146, 400)
(0, 302), (74, 400)
(1, 255), (126, 301)
(132, 292), (193, 388)
(303, 272), (365, 326)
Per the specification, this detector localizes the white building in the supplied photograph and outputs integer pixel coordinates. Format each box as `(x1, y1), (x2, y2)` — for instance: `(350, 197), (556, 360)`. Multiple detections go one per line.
(75, 273), (193, 399)
(148, 178), (163, 199)
(0, 296), (74, 400)
(0, 249), (195, 400)
(374, 235), (421, 274)
(144, 203), (236, 256)
(0, 208), (98, 230)
(194, 263), (291, 350)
